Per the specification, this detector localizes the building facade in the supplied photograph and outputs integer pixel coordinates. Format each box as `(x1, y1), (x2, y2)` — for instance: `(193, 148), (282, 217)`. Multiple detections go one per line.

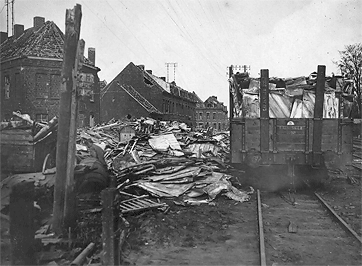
(101, 62), (197, 127)
(0, 17), (101, 127)
(195, 96), (228, 131)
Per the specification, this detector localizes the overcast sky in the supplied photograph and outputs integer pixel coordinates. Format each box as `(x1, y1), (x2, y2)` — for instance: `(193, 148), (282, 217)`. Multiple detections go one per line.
(1, 0), (361, 107)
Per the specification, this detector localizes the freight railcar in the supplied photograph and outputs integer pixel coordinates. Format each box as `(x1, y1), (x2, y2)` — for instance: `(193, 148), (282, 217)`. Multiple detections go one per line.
(229, 65), (353, 184)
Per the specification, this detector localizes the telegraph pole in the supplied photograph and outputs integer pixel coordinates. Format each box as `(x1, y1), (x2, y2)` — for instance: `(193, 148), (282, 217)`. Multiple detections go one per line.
(165, 62), (177, 82)
(5, 0), (15, 35)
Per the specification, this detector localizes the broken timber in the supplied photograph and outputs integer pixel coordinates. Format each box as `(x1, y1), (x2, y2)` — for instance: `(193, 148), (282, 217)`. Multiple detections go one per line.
(119, 195), (168, 214)
(101, 188), (120, 266)
(53, 4), (82, 233)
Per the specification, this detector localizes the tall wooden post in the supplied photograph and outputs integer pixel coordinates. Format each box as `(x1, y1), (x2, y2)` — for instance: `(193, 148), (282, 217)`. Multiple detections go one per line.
(312, 65), (326, 166)
(101, 188), (120, 265)
(10, 182), (35, 265)
(53, 4), (82, 234)
(64, 39), (85, 228)
(260, 69), (270, 161)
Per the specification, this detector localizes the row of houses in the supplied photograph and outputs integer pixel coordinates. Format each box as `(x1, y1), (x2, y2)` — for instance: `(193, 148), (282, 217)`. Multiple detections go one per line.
(0, 17), (228, 130)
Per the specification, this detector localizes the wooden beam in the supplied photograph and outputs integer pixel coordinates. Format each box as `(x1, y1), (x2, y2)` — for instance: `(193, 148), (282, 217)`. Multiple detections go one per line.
(101, 188), (120, 265)
(312, 65), (325, 165)
(64, 39), (85, 228)
(53, 4), (82, 234)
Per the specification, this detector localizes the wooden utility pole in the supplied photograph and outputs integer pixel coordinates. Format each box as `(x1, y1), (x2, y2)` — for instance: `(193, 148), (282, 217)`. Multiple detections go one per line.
(53, 4), (82, 234)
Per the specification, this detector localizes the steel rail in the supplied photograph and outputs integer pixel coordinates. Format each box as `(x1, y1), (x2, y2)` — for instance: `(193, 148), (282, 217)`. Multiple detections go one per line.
(314, 192), (362, 244)
(257, 189), (267, 266)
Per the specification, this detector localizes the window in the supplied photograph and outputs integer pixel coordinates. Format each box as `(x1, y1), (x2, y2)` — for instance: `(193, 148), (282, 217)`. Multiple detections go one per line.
(206, 112), (210, 119)
(213, 112), (216, 119)
(36, 114), (48, 123)
(199, 113), (202, 119)
(50, 74), (61, 98)
(4, 75), (10, 99)
(36, 73), (49, 98)
(218, 123), (221, 130)
(90, 91), (95, 102)
(213, 123), (217, 129)
(198, 122), (203, 128)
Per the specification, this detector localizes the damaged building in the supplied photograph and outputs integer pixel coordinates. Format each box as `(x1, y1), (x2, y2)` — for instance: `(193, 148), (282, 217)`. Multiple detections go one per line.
(0, 17), (101, 127)
(195, 95), (228, 131)
(100, 62), (197, 127)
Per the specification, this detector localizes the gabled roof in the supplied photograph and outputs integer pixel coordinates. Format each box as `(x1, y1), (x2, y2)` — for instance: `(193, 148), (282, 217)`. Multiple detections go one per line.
(117, 82), (162, 114)
(134, 63), (197, 102)
(192, 92), (203, 103)
(1, 21), (64, 60)
(0, 21), (97, 69)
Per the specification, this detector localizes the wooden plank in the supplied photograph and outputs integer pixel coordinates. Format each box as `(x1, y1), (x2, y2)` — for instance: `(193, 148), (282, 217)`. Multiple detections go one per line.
(53, 4), (82, 234)
(119, 195), (148, 204)
(64, 39), (84, 228)
(101, 188), (120, 265)
(257, 190), (267, 266)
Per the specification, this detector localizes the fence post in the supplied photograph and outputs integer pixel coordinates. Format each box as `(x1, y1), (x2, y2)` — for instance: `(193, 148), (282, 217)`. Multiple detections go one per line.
(101, 188), (120, 265)
(10, 182), (35, 265)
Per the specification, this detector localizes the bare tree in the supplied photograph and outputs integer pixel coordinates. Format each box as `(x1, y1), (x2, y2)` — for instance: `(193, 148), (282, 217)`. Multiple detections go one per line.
(334, 43), (362, 115)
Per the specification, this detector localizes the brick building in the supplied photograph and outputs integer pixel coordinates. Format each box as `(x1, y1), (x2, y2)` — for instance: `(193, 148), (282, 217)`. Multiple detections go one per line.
(0, 17), (101, 127)
(101, 62), (197, 127)
(195, 96), (228, 131)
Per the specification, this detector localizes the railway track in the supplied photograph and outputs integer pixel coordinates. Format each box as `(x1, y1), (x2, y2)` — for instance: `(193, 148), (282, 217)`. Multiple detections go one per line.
(353, 137), (362, 171)
(257, 189), (362, 265)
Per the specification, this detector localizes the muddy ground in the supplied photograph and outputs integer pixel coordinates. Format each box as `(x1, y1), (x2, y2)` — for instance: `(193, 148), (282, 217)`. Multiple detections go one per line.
(121, 166), (361, 265)
(1, 165), (361, 266)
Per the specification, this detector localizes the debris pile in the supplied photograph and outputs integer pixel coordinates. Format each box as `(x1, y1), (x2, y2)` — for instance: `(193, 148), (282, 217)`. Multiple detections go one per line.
(77, 118), (251, 210)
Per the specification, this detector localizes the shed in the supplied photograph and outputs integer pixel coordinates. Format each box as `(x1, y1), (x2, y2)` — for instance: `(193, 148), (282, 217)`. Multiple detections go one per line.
(1, 128), (57, 174)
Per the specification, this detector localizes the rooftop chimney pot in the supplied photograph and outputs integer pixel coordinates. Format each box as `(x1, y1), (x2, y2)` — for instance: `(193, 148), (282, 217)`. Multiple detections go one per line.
(14, 24), (24, 39)
(0, 31), (8, 44)
(137, 65), (145, 70)
(88, 47), (95, 65)
(33, 16), (45, 31)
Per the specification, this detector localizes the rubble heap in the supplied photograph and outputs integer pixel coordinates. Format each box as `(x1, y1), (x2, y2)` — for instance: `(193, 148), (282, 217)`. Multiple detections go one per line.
(77, 118), (252, 208)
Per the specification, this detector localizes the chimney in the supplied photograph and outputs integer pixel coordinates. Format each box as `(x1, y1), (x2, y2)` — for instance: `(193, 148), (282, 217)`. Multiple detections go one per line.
(88, 47), (95, 65)
(146, 70), (152, 75)
(160, 77), (166, 81)
(0, 32), (8, 44)
(137, 65), (145, 70)
(14, 24), (24, 39)
(33, 16), (45, 31)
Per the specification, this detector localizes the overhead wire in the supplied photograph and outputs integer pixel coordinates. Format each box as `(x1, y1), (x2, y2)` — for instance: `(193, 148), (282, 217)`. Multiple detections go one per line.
(0, 3), (6, 14)
(104, 0), (164, 71)
(79, 0), (145, 65)
(117, 0), (192, 89)
(159, 1), (225, 77)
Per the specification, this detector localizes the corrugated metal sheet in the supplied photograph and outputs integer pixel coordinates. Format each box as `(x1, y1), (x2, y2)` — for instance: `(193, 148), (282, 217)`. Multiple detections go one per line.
(242, 91), (339, 118)
(290, 91), (339, 118)
(324, 92), (339, 118)
(243, 93), (260, 118)
(269, 93), (293, 118)
(290, 92), (315, 118)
